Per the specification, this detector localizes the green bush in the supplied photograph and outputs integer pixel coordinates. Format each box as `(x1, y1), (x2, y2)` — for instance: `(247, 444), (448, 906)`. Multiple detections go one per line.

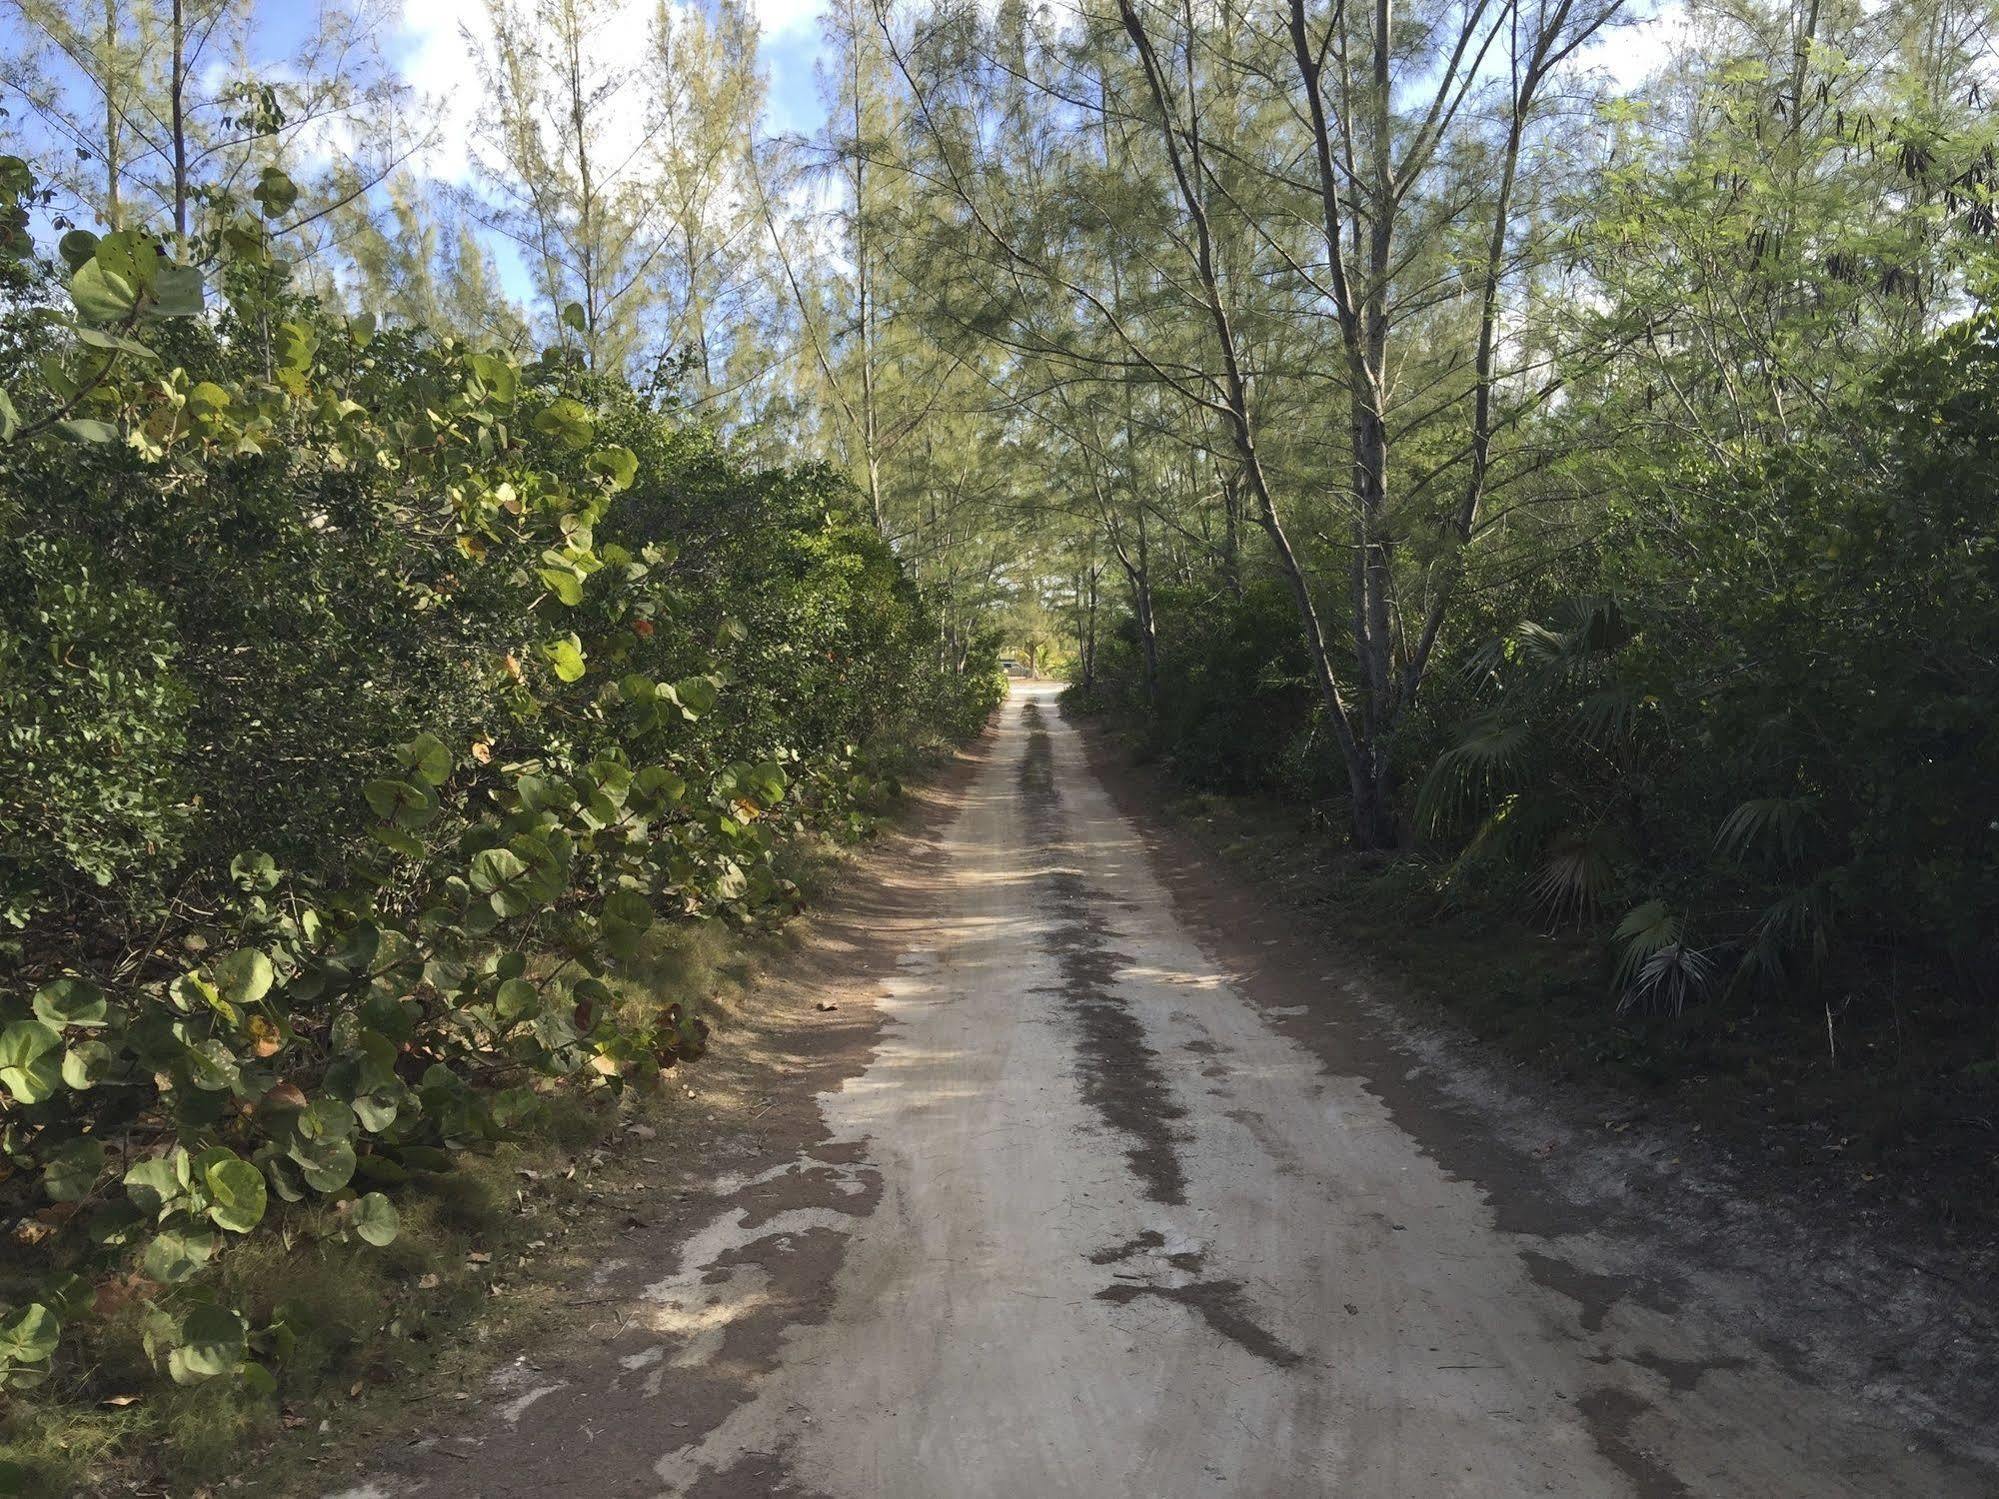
(1067, 580), (1337, 805)
(1422, 310), (1999, 1008)
(0, 159), (998, 1409)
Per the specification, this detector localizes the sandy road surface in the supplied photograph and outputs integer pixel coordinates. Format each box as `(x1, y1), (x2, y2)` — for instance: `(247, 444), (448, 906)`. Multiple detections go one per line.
(340, 683), (1995, 1498)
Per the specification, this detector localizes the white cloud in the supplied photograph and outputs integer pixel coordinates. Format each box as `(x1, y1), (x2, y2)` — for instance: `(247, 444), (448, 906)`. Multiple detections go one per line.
(1585, 0), (1691, 95)
(752, 0), (825, 39)
(394, 0), (664, 187)
(394, 0), (495, 185)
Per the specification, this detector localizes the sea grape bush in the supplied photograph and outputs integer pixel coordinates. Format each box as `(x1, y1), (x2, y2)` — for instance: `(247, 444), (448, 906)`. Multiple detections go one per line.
(0, 162), (998, 1395)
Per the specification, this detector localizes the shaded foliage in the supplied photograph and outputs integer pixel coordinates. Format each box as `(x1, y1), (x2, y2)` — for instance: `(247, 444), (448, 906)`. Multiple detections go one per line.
(0, 160), (999, 1409)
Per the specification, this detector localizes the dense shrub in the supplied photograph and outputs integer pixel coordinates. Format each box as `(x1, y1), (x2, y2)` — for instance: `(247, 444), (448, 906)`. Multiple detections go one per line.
(1423, 311), (1999, 1009)
(0, 163), (996, 1400)
(1071, 580), (1337, 804)
(1070, 314), (1999, 1026)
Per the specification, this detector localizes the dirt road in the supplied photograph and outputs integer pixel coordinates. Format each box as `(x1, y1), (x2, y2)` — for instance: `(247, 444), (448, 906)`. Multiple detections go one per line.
(339, 683), (1996, 1498)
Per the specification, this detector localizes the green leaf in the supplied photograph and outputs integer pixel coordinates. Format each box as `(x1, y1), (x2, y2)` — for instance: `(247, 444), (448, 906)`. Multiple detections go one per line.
(298, 1097), (357, 1142)
(531, 396), (594, 449)
(543, 636), (587, 683)
(374, 825), (424, 858)
(91, 229), (153, 293)
(33, 977), (108, 1028)
(470, 848), (532, 917)
(290, 1097), (359, 1191)
(43, 1138), (107, 1203)
(466, 351), (516, 403)
(515, 774), (575, 813)
(603, 889), (654, 937)
(401, 733), (453, 786)
(560, 301), (587, 333)
(215, 949), (274, 1007)
(124, 1154), (186, 1216)
(62, 1040), (112, 1090)
(57, 417), (120, 444)
(143, 1219), (219, 1283)
(69, 256), (138, 323)
(239, 1359), (277, 1397)
(0, 1020), (61, 1104)
(538, 566), (585, 605)
(251, 166), (298, 219)
(744, 760), (789, 807)
(289, 1135), (356, 1194)
(672, 675), (719, 718)
(148, 262), (204, 317)
(87, 1200), (143, 1246)
(230, 852), (280, 891)
(495, 977), (539, 1022)
(586, 445), (638, 490)
(204, 1154), (267, 1233)
(351, 1192), (400, 1247)
(74, 325), (157, 358)
(182, 1036), (241, 1092)
(263, 1155), (305, 1204)
(57, 229), (98, 271)
(634, 767), (686, 806)
(363, 778), (436, 827)
(352, 1088), (399, 1132)
(171, 1304), (246, 1382)
(0, 1304), (59, 1367)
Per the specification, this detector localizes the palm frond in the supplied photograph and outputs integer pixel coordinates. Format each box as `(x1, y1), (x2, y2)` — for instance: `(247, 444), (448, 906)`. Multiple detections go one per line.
(1572, 683), (1657, 743)
(1714, 796), (1816, 864)
(1741, 880), (1839, 986)
(1611, 897), (1681, 993)
(1416, 717), (1531, 835)
(1531, 821), (1625, 924)
(1620, 941), (1715, 1017)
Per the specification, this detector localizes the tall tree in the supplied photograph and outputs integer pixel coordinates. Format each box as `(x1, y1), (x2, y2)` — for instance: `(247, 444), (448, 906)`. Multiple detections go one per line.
(877, 0), (1626, 846)
(466, 0), (671, 372)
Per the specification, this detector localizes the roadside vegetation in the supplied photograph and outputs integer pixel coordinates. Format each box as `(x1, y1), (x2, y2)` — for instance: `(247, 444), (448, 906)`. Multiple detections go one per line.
(0, 159), (1000, 1492)
(1033, 10), (1999, 1214)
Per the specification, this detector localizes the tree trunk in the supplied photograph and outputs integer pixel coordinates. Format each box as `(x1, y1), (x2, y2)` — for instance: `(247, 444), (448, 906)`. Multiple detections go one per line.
(1082, 565), (1099, 691)
(1134, 504), (1159, 705)
(169, 0), (186, 239)
(102, 0), (122, 227)
(1219, 464), (1242, 600)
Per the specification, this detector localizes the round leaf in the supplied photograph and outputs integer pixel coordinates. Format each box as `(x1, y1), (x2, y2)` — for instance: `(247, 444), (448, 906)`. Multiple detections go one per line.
(495, 977), (539, 1022)
(62, 1040), (113, 1090)
(215, 949), (274, 1007)
(0, 1020), (61, 1104)
(143, 1219), (218, 1283)
(401, 733), (453, 786)
(0, 1303), (59, 1366)
(204, 1155), (267, 1233)
(32, 977), (108, 1028)
(69, 257), (137, 323)
(351, 1192), (400, 1247)
(43, 1138), (107, 1203)
(173, 1304), (246, 1382)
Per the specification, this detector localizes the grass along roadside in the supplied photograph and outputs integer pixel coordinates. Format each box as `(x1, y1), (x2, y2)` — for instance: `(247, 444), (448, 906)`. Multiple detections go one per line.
(0, 802), (885, 1498)
(1088, 732), (1999, 1256)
